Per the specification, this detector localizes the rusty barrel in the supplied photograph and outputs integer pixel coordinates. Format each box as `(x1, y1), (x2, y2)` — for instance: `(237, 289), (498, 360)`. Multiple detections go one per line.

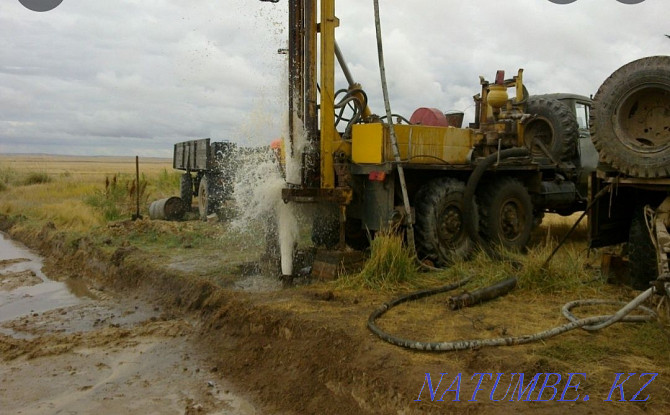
(149, 197), (185, 221)
(444, 111), (464, 128)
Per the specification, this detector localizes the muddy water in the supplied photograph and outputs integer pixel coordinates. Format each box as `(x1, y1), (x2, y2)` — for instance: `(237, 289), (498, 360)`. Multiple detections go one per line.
(0, 233), (258, 414)
(0, 232), (84, 323)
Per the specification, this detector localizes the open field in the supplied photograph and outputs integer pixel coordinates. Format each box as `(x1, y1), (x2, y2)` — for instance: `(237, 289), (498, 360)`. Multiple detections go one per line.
(1, 154), (669, 414)
(0, 154), (177, 231)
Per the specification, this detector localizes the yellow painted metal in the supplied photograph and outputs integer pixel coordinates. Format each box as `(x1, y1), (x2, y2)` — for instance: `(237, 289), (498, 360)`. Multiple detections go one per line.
(352, 124), (384, 164)
(352, 123), (475, 165)
(320, 0), (340, 189)
(515, 69), (524, 103)
(487, 84), (508, 110)
(515, 69), (526, 147)
(307, 1), (318, 129)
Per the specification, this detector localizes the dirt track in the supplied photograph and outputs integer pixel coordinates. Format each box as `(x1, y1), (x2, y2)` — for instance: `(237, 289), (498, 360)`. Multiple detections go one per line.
(1, 217), (668, 415)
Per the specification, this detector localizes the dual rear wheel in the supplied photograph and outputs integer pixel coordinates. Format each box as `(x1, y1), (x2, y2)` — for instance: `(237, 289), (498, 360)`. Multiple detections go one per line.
(415, 177), (533, 266)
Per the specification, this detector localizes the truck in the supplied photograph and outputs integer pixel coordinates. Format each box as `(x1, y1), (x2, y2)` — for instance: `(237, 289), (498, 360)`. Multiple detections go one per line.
(588, 56), (670, 289)
(173, 138), (236, 220)
(263, 0), (603, 268)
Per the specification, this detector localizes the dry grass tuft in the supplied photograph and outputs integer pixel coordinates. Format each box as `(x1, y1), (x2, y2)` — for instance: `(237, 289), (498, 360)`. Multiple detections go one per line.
(339, 229), (418, 290)
(22, 172), (52, 185)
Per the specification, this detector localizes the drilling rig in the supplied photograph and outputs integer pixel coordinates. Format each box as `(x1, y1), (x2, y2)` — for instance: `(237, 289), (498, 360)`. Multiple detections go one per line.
(263, 0), (595, 269)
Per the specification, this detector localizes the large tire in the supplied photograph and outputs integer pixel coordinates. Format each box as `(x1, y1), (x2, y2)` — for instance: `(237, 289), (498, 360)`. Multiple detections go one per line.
(198, 174), (223, 220)
(415, 178), (475, 266)
(524, 97), (579, 162)
(591, 56), (670, 178)
(478, 177), (533, 251)
(180, 173), (193, 212)
(628, 205), (657, 290)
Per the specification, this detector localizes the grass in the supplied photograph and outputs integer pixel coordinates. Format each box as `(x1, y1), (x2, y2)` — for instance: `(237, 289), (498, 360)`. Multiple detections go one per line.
(361, 230), (418, 287)
(23, 172), (52, 185)
(0, 154), (175, 232)
(334, 212), (599, 295)
(0, 166), (19, 187)
(1, 154), (669, 412)
(338, 229), (418, 290)
(84, 174), (149, 221)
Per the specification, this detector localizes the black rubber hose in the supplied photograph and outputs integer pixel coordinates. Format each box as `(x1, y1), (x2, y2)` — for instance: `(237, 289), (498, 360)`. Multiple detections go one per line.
(463, 147), (531, 250)
(367, 281), (656, 352)
(367, 278), (471, 347)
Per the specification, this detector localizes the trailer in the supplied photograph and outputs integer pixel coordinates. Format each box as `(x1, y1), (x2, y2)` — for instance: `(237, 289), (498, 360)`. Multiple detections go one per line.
(588, 56), (670, 289)
(173, 138), (236, 220)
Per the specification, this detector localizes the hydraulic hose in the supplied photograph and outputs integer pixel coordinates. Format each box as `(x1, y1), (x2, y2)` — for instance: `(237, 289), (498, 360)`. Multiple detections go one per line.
(367, 283), (657, 352)
(463, 147), (531, 250)
(561, 289), (657, 331)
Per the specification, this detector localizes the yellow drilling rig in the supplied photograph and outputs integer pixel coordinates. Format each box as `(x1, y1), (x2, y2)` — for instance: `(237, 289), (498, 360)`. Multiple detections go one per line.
(263, 0), (595, 269)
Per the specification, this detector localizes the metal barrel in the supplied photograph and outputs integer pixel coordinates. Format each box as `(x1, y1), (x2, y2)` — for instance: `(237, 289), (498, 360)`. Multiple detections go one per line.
(149, 197), (185, 221)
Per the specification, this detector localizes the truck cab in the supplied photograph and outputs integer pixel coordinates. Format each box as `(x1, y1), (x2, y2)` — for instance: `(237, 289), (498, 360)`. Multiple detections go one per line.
(531, 93), (598, 198)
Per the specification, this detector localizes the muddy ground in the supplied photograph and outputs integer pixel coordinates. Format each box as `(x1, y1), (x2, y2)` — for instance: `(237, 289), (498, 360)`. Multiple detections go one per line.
(0, 216), (668, 415)
(0, 232), (256, 414)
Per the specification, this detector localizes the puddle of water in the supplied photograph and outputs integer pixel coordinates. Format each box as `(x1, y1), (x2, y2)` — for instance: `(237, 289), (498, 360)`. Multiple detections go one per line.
(0, 232), (85, 323)
(0, 326), (38, 340)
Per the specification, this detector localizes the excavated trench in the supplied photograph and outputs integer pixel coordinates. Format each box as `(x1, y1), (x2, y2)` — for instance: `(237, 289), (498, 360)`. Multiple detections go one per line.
(0, 219), (418, 415)
(0, 227), (258, 414)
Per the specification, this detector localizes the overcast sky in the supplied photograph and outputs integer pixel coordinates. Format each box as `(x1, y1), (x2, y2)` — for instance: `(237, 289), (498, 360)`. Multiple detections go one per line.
(0, 0), (667, 157)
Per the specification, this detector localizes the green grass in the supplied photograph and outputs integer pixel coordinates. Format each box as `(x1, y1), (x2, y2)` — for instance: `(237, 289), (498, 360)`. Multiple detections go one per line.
(151, 168), (181, 197)
(0, 166), (18, 187)
(23, 172), (52, 185)
(0, 167), (52, 187)
(84, 174), (148, 221)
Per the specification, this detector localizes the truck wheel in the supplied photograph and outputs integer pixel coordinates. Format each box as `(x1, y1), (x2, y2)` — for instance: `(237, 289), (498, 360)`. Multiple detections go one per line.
(591, 56), (670, 178)
(628, 205), (657, 289)
(180, 173), (193, 212)
(415, 178), (474, 266)
(524, 98), (579, 162)
(198, 174), (223, 220)
(478, 177), (533, 251)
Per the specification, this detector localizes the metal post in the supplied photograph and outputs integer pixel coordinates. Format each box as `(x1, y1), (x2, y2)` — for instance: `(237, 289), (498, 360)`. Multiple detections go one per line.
(132, 155), (142, 221)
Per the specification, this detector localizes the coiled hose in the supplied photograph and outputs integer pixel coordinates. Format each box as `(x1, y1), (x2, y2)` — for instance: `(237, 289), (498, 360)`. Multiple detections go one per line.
(367, 282), (657, 352)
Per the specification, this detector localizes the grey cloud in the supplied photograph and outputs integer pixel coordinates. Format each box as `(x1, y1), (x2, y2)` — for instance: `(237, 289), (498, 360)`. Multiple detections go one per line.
(0, 0), (668, 156)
